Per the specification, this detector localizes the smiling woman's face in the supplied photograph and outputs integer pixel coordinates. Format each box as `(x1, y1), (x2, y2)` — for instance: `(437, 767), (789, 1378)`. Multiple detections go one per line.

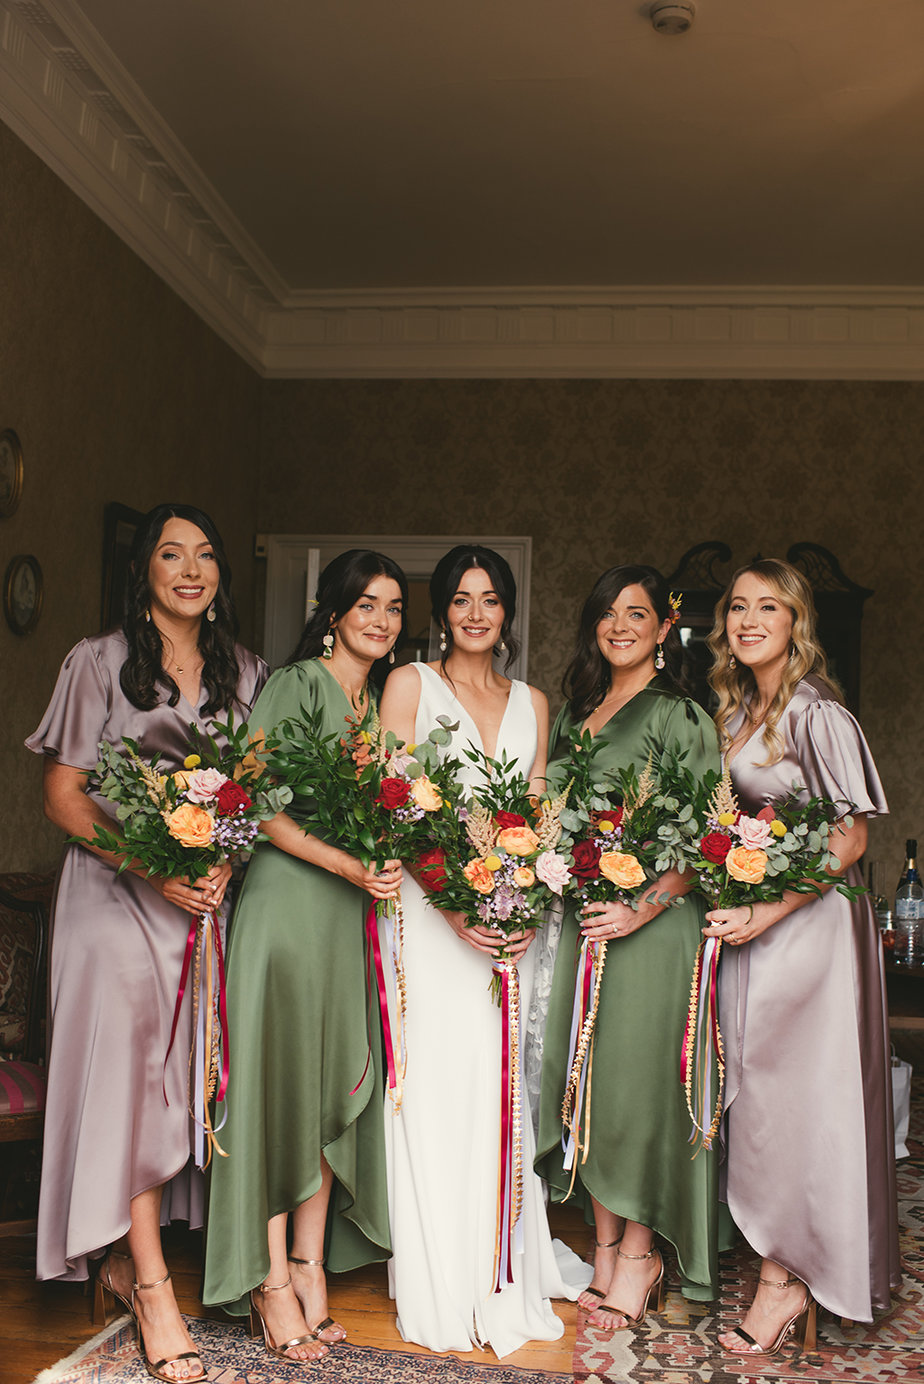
(725, 571), (794, 677)
(147, 517), (220, 625)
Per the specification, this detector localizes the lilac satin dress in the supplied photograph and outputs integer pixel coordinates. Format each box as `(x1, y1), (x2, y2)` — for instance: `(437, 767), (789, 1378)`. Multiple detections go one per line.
(26, 632), (266, 1282)
(719, 675), (901, 1321)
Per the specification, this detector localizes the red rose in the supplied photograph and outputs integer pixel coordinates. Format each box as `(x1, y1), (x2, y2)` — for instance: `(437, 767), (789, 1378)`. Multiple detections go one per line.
(375, 777), (412, 809)
(416, 847), (447, 893)
(496, 810), (527, 829)
(569, 839), (602, 882)
(216, 781), (253, 816)
(700, 832), (732, 864)
(755, 805), (776, 823)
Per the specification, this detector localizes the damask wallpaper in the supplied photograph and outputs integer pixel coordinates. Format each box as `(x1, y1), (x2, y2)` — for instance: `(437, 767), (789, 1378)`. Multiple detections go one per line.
(1, 114), (921, 889)
(259, 377), (923, 880)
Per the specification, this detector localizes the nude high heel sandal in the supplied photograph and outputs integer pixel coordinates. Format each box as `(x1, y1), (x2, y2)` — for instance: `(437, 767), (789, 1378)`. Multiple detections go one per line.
(594, 1246), (665, 1329)
(721, 1273), (817, 1356)
(288, 1255), (347, 1343)
(250, 1276), (327, 1364)
(579, 1237), (622, 1307)
(95, 1252), (205, 1382)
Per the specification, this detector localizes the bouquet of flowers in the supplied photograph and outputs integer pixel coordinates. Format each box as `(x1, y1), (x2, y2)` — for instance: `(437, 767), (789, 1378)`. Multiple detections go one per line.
(662, 763), (864, 1151)
(78, 714), (291, 1167)
(264, 702), (460, 1110)
(423, 746), (571, 1291)
(432, 746), (573, 1000)
(551, 733), (685, 1179)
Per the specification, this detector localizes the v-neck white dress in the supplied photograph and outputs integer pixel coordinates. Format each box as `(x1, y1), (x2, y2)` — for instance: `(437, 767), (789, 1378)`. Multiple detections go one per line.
(380, 664), (587, 1356)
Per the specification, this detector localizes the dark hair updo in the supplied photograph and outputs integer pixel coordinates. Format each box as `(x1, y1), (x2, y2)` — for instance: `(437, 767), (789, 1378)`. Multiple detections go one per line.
(563, 564), (683, 720)
(287, 549), (409, 686)
(429, 545), (519, 673)
(120, 503), (240, 716)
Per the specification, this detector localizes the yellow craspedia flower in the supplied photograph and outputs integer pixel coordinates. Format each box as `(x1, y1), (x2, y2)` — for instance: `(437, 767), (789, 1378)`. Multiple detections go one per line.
(717, 811), (737, 827)
(770, 819), (787, 837)
(484, 854), (503, 871)
(360, 731), (372, 744)
(598, 820), (615, 834)
(183, 754), (201, 769)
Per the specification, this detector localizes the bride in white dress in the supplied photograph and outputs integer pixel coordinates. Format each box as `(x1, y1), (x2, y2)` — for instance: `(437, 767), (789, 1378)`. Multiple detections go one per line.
(378, 546), (589, 1357)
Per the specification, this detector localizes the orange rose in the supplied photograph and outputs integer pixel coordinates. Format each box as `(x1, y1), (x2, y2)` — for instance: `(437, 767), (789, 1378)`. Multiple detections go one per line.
(164, 802), (214, 848)
(599, 851), (646, 889)
(725, 846), (768, 885)
(496, 825), (540, 857)
(463, 858), (495, 894)
(410, 775), (443, 811)
(513, 866), (535, 888)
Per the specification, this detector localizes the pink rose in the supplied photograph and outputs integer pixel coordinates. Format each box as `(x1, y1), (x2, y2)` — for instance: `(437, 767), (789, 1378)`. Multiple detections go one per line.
(735, 815), (773, 849)
(184, 768), (230, 804)
(535, 850), (571, 897)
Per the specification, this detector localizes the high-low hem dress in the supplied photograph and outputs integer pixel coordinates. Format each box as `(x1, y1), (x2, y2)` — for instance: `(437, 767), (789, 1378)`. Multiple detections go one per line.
(203, 659), (391, 1316)
(26, 632), (266, 1283)
(535, 681), (722, 1301)
(718, 676), (901, 1322)
(379, 664), (590, 1358)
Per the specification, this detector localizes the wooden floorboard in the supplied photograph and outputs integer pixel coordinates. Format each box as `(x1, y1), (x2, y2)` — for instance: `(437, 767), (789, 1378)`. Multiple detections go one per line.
(0, 1205), (590, 1382)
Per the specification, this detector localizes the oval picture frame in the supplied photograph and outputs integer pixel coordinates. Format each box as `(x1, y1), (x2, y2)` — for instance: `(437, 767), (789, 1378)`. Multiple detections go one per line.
(0, 429), (24, 518)
(4, 554), (44, 635)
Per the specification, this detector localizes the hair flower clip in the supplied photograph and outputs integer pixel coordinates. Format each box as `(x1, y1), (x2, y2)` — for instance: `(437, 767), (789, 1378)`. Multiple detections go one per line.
(668, 591), (683, 625)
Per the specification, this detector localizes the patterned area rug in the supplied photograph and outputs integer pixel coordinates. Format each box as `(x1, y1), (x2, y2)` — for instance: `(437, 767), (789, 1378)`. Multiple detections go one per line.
(35, 1318), (567, 1384)
(574, 1060), (924, 1384)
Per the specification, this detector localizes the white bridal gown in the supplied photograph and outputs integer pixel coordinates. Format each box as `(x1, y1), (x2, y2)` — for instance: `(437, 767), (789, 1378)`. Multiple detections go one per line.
(380, 664), (589, 1357)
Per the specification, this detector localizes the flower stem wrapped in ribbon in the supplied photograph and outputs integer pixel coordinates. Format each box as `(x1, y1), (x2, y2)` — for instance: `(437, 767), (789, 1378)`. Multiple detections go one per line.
(662, 762), (865, 1153)
(75, 713), (291, 1167)
(552, 732), (686, 1184)
(264, 703), (460, 1112)
(429, 746), (572, 1292)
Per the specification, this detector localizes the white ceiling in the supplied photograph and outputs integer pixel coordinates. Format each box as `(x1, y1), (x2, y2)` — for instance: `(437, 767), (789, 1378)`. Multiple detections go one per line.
(3, 0), (924, 376)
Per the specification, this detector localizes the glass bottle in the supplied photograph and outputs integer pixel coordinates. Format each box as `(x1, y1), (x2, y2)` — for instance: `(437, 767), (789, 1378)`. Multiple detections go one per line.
(894, 841), (924, 968)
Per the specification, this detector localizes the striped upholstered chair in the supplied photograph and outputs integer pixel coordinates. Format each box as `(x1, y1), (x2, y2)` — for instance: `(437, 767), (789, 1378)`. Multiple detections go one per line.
(0, 872), (53, 1234)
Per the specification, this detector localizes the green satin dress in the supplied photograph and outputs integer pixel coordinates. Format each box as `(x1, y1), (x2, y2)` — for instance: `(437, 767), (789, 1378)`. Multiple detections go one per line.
(203, 659), (390, 1314)
(535, 679), (722, 1299)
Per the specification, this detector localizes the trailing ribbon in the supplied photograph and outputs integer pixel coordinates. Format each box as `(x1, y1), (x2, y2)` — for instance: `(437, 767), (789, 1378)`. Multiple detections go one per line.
(164, 909), (230, 1169)
(681, 935), (725, 1154)
(560, 936), (607, 1192)
(491, 959), (524, 1293)
(366, 892), (408, 1111)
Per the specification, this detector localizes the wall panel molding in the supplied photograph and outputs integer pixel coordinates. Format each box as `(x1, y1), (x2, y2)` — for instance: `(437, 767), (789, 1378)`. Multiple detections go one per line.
(4, 0), (924, 380)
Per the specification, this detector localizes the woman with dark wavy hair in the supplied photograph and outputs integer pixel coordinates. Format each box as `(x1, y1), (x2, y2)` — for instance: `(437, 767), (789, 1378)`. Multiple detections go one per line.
(536, 565), (722, 1329)
(27, 504), (266, 1382)
(204, 550), (405, 1365)
(704, 559), (899, 1353)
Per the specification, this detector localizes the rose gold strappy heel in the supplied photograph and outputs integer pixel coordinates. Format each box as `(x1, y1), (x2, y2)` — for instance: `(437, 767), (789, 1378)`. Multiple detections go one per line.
(593, 1246), (665, 1330)
(721, 1273), (817, 1356)
(288, 1255), (347, 1344)
(250, 1276), (327, 1364)
(95, 1251), (205, 1382)
(578, 1236), (622, 1310)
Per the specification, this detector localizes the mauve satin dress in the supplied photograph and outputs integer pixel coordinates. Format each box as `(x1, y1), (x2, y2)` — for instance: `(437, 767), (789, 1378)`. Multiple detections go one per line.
(26, 632), (266, 1282)
(718, 675), (901, 1321)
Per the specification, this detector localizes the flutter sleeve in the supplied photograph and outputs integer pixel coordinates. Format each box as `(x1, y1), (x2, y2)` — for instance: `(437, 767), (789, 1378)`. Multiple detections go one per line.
(791, 697), (888, 819)
(662, 695), (721, 781)
(24, 639), (111, 772)
(247, 661), (320, 750)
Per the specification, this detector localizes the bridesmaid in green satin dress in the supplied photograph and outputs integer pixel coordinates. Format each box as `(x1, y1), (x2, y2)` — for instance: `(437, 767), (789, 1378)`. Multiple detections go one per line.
(203, 551), (406, 1364)
(535, 564), (721, 1329)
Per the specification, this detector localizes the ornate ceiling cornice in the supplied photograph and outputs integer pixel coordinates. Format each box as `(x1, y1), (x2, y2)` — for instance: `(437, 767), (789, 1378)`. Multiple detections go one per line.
(4, 0), (924, 380)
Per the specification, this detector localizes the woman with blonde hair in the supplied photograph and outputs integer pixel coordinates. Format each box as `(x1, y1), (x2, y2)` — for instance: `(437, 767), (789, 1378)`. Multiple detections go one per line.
(705, 558), (900, 1354)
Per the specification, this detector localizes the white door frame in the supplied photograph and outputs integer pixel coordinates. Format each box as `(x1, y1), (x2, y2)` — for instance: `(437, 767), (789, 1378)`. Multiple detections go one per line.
(261, 534), (532, 677)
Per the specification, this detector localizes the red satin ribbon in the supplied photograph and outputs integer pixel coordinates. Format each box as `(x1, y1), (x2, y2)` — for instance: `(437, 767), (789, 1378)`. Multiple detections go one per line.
(212, 913), (231, 1104)
(163, 913), (199, 1106)
(494, 963), (514, 1292)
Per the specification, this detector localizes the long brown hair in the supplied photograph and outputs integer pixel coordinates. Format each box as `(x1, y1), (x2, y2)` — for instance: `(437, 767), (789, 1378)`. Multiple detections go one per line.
(708, 558), (840, 764)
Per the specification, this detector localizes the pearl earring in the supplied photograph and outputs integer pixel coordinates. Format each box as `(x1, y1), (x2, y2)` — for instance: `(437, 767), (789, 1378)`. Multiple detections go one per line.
(439, 629), (447, 652)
